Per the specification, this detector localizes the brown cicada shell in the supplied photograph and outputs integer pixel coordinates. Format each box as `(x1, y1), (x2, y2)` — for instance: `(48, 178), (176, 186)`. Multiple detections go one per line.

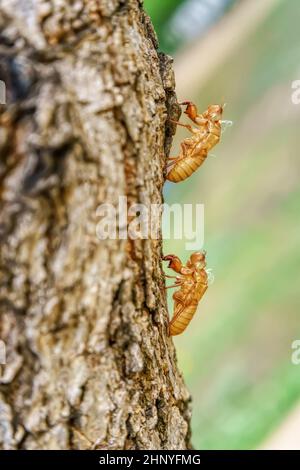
(163, 251), (210, 336)
(166, 101), (228, 182)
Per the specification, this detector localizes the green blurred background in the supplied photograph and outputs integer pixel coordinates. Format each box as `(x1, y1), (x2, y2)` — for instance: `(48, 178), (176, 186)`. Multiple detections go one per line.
(145, 0), (300, 450)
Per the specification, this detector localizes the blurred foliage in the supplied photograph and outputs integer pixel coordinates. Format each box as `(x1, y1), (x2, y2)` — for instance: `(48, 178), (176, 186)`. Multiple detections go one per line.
(144, 0), (185, 52)
(149, 0), (300, 450)
(144, 0), (237, 53)
(144, 0), (185, 30)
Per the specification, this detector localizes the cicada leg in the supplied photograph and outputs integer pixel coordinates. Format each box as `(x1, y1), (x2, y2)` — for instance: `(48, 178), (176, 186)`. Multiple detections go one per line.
(164, 278), (183, 290)
(166, 141), (191, 169)
(170, 119), (200, 136)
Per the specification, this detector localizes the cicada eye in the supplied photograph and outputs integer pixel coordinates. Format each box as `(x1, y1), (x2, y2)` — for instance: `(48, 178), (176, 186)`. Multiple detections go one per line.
(209, 104), (222, 120)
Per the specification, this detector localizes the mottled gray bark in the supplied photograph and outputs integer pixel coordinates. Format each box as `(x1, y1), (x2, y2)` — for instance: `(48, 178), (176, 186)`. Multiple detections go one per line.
(0, 0), (191, 450)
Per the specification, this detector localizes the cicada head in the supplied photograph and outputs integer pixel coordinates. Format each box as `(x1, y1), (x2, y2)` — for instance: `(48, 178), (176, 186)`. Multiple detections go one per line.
(206, 104), (223, 121)
(189, 251), (207, 269)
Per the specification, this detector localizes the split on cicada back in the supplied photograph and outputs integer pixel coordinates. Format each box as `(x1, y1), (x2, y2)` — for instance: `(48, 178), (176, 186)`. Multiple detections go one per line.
(205, 268), (215, 285)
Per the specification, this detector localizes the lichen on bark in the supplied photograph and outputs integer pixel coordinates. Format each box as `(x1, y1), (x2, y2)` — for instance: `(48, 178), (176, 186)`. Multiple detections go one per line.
(0, 0), (191, 449)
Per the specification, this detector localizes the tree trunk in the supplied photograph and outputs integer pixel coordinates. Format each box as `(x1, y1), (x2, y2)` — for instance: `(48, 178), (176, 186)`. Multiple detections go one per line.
(0, 0), (191, 450)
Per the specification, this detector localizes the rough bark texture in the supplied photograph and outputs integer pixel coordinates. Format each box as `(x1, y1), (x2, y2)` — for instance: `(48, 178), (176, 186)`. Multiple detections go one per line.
(0, 0), (191, 450)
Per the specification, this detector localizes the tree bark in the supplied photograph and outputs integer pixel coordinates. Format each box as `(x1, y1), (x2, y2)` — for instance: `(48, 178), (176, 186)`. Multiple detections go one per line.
(0, 0), (191, 450)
